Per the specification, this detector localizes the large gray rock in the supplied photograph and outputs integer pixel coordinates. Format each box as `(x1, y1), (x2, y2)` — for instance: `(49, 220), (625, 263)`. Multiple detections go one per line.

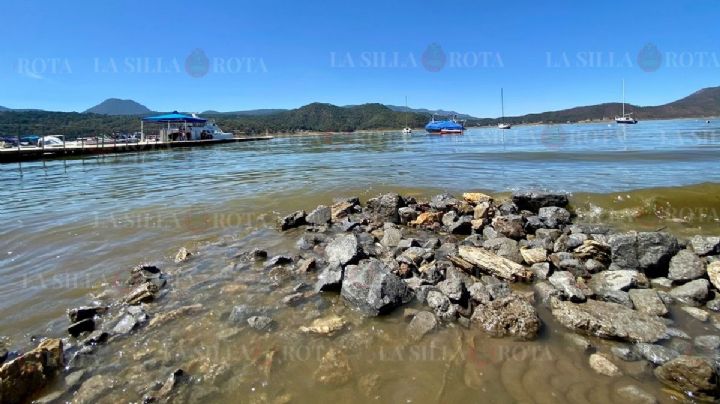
(306, 205), (331, 225)
(654, 356), (719, 401)
(689, 235), (720, 256)
(426, 290), (458, 322)
(548, 271), (586, 302)
(668, 249), (705, 281)
(628, 288), (668, 316)
(398, 207), (418, 225)
(381, 228), (402, 248)
(471, 294), (541, 340)
(636, 232), (679, 275)
(538, 206), (571, 228)
(588, 270), (647, 294)
(366, 193), (406, 223)
(609, 232), (639, 269)
(341, 259), (413, 315)
(551, 299), (667, 343)
(482, 237), (523, 264)
(315, 264), (344, 292)
(669, 279), (710, 306)
(326, 234), (361, 266)
(511, 191), (569, 212)
(429, 193), (460, 211)
(441, 211), (473, 235)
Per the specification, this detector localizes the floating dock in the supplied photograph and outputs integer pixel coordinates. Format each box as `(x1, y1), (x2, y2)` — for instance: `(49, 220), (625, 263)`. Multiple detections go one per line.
(0, 136), (273, 163)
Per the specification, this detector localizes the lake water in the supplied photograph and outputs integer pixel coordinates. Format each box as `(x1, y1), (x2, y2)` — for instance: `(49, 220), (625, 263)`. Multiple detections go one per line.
(1, 119), (720, 403)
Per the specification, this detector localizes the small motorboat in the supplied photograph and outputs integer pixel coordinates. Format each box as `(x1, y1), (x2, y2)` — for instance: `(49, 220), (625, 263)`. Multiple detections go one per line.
(402, 127), (412, 134)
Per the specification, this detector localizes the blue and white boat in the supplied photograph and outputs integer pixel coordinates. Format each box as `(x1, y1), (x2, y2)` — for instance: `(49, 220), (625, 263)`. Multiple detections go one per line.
(425, 115), (465, 134)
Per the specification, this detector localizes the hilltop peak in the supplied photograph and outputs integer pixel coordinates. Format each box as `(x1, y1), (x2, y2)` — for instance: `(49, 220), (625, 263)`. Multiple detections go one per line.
(85, 98), (152, 115)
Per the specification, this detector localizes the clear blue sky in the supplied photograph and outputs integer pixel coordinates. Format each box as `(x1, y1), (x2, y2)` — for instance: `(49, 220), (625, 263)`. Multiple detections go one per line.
(1, 0), (718, 117)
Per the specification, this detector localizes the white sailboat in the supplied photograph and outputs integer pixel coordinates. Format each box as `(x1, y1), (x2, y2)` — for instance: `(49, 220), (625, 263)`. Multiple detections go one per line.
(498, 88), (511, 129)
(402, 96), (412, 134)
(615, 80), (638, 124)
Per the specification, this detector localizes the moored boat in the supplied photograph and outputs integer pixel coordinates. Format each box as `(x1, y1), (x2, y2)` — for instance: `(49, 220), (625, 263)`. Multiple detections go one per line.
(425, 114), (465, 134)
(615, 80), (638, 124)
(498, 88), (512, 129)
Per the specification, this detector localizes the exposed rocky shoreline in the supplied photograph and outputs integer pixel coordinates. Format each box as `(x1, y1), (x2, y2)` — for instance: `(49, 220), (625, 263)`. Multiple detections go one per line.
(2, 190), (720, 402)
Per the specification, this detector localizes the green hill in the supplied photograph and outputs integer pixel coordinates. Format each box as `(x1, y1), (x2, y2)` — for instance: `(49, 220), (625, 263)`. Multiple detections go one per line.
(84, 98), (152, 115)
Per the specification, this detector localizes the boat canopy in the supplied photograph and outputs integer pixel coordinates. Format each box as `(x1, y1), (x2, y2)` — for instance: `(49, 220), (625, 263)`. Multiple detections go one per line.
(142, 111), (207, 123)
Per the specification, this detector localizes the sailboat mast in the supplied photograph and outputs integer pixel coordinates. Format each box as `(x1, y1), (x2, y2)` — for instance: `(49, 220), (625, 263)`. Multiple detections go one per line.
(501, 88), (505, 121)
(405, 96), (408, 127)
(622, 79), (625, 116)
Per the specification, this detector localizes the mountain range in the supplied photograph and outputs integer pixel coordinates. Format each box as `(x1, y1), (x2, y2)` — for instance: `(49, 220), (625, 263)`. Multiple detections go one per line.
(1, 86), (719, 138)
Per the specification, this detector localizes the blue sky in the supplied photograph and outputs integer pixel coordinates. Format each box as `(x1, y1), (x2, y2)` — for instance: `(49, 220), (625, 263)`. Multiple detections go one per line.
(1, 0), (718, 117)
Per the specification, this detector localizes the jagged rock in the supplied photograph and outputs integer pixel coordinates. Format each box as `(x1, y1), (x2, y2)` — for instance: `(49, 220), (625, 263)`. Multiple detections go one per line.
(654, 356), (719, 401)
(511, 191), (569, 212)
(471, 294), (541, 340)
(367, 193), (405, 223)
(306, 205), (332, 225)
(429, 193), (460, 211)
(296, 233), (326, 250)
(538, 206), (571, 228)
(426, 290), (457, 321)
(67, 306), (107, 323)
(634, 343), (679, 365)
(595, 289), (633, 308)
(496, 201), (518, 215)
(314, 348), (352, 386)
(482, 237), (523, 264)
(411, 211), (442, 227)
(463, 192), (492, 204)
(574, 240), (611, 264)
(467, 283), (491, 304)
(636, 232), (679, 275)
(397, 247), (426, 268)
(551, 298), (667, 343)
(113, 313), (143, 335)
(523, 215), (546, 234)
(549, 271), (586, 302)
(247, 316), (274, 331)
(492, 214), (526, 239)
(397, 238), (420, 249)
(341, 259), (413, 315)
(708, 261), (720, 290)
(299, 315), (346, 336)
(265, 255), (293, 269)
(380, 228), (402, 248)
(441, 211), (472, 234)
(125, 282), (159, 305)
(331, 197), (358, 220)
(315, 264), (344, 292)
(668, 249), (706, 281)
(534, 281), (561, 305)
(670, 279), (709, 306)
(628, 289), (668, 316)
(397, 207), (418, 225)
(296, 257), (317, 273)
(588, 270), (647, 294)
(174, 247), (192, 263)
(436, 277), (465, 302)
(589, 353), (622, 376)
(609, 232), (639, 270)
(407, 311), (438, 341)
(326, 234), (361, 266)
(473, 201), (492, 220)
(536, 228), (562, 241)
(530, 262), (551, 280)
(520, 248), (547, 265)
(689, 235), (720, 256)
(681, 306), (709, 322)
(584, 259), (606, 273)
(68, 318), (95, 337)
(0, 339), (63, 404)
(280, 210), (306, 230)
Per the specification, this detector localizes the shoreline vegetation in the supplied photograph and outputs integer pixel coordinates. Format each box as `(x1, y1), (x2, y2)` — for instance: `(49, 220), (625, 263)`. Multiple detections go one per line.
(2, 190), (720, 402)
(1, 86), (719, 138)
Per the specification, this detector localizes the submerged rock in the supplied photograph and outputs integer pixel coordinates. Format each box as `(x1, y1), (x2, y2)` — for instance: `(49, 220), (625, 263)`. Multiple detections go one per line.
(633, 343), (679, 365)
(299, 315), (346, 336)
(67, 306), (107, 323)
(471, 294), (541, 340)
(407, 311), (438, 341)
(174, 247), (192, 263)
(68, 318), (95, 337)
(654, 355), (719, 401)
(551, 298), (667, 343)
(247, 315), (274, 331)
(588, 353), (622, 377)
(314, 348), (352, 386)
(340, 259), (413, 315)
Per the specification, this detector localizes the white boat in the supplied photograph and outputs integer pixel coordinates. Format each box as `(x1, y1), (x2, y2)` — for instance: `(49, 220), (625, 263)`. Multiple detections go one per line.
(615, 80), (638, 124)
(37, 136), (65, 147)
(141, 112), (235, 142)
(498, 88), (511, 129)
(401, 96), (412, 134)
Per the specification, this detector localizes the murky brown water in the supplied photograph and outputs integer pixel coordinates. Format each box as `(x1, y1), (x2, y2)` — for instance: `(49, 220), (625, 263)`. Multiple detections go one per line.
(2, 123), (720, 402)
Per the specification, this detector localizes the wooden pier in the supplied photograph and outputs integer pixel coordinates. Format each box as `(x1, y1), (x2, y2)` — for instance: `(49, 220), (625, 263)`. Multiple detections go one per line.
(0, 136), (273, 163)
